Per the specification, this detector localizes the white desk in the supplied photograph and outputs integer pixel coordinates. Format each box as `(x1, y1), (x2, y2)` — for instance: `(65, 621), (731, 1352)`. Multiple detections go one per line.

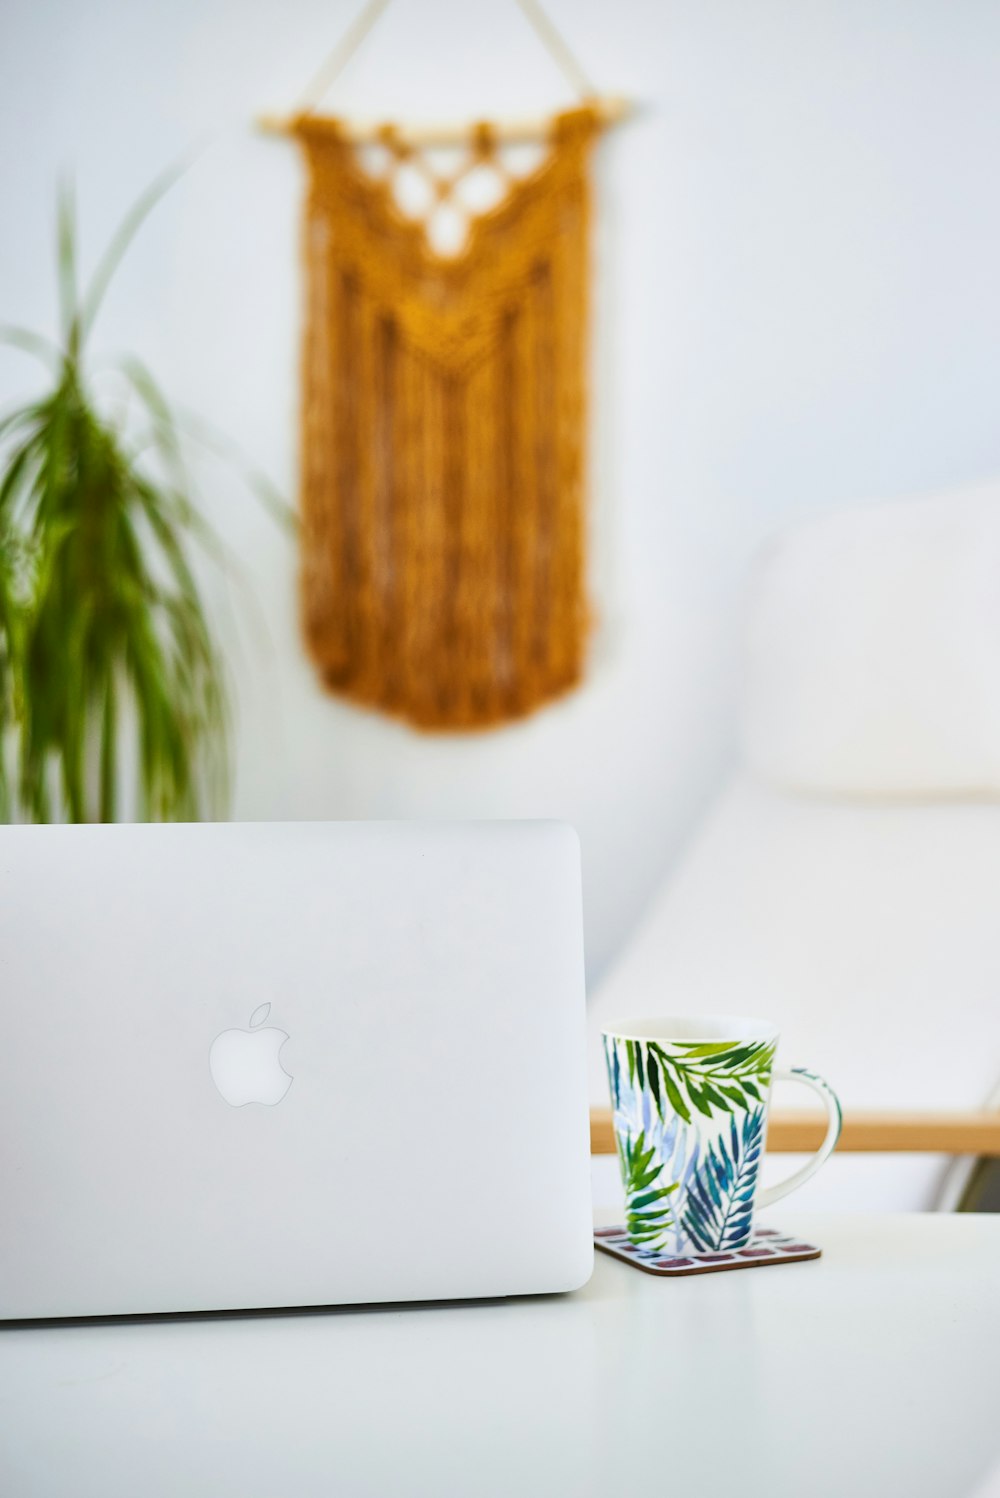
(1, 1214), (997, 1498)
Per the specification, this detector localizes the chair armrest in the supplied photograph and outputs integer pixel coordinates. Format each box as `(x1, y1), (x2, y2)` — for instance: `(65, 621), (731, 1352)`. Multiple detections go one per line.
(589, 1107), (1000, 1156)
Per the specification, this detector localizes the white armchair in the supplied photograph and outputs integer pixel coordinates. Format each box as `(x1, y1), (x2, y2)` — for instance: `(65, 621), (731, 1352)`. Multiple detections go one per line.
(589, 480), (1000, 1210)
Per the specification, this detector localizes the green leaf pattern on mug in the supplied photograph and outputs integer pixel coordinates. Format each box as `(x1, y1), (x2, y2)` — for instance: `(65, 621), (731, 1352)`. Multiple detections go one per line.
(604, 1034), (777, 1256)
(618, 1130), (679, 1249)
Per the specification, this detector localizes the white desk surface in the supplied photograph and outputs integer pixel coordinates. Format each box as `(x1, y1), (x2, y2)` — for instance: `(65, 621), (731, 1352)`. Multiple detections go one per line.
(1, 1213), (997, 1498)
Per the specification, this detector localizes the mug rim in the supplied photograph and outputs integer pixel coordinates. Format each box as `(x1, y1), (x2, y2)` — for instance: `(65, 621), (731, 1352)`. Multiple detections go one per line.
(602, 1014), (779, 1044)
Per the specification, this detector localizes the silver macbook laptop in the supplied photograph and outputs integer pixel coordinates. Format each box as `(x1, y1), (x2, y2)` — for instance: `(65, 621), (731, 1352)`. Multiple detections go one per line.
(0, 821), (592, 1318)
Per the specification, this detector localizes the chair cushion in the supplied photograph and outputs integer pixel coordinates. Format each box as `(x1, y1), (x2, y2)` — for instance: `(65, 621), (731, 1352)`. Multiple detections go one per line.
(742, 480), (1000, 796)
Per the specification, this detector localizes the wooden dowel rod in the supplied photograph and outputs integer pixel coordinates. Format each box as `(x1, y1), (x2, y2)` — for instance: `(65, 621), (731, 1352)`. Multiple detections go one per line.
(255, 94), (634, 146)
(589, 1107), (1000, 1157)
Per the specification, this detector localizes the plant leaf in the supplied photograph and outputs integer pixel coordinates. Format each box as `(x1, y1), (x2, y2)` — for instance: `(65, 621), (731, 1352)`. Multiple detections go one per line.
(57, 177), (78, 356)
(79, 155), (193, 342)
(0, 327), (61, 368)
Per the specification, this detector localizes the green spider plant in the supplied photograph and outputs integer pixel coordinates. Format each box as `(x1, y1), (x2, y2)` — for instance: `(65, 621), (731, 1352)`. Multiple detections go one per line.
(0, 173), (267, 823)
(0, 516), (24, 818)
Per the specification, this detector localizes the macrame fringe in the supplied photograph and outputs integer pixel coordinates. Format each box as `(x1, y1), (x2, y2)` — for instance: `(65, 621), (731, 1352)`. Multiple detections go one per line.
(294, 105), (601, 729)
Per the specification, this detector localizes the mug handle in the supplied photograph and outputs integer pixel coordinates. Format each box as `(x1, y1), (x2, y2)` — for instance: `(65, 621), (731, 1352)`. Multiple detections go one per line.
(755, 1067), (843, 1210)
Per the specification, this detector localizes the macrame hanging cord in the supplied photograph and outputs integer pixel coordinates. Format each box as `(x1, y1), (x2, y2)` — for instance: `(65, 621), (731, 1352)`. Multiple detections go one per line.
(285, 0), (609, 729)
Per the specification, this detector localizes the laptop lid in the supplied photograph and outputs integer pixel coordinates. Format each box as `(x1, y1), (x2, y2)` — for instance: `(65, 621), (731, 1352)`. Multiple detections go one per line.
(0, 821), (592, 1317)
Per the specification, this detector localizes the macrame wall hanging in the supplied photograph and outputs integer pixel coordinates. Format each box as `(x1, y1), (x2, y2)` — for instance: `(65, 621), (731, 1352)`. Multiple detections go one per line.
(261, 0), (628, 730)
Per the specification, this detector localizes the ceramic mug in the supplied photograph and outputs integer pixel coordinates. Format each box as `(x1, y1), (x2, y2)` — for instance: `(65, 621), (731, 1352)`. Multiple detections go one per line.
(602, 1016), (842, 1256)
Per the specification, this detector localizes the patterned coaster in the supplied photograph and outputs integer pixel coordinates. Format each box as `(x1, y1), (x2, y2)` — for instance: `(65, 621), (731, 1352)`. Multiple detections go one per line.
(594, 1226), (821, 1276)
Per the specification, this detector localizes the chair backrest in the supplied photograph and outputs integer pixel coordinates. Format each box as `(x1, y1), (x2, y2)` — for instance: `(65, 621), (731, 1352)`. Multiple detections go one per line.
(742, 478), (1000, 798)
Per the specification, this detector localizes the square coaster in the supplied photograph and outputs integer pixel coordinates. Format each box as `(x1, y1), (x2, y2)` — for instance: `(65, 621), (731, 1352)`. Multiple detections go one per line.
(594, 1226), (821, 1276)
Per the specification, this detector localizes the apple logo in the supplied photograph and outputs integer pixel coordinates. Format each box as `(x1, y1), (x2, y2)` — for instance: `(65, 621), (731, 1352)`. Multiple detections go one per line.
(209, 1003), (293, 1107)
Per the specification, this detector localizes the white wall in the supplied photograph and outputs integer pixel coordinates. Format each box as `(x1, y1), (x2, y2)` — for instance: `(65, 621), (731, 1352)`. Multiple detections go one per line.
(2, 0), (1000, 983)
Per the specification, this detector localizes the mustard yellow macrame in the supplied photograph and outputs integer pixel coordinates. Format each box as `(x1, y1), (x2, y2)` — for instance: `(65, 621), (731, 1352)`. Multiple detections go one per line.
(292, 105), (601, 729)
